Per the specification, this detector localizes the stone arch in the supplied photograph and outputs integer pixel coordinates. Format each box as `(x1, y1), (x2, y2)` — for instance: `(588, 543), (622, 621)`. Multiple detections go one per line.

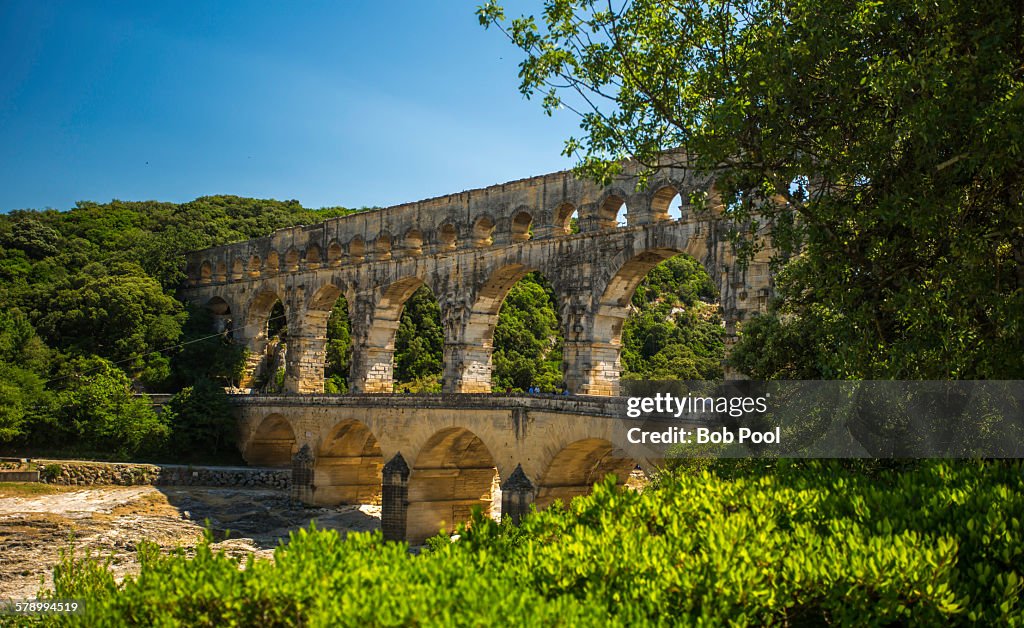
(437, 223), (458, 252)
(327, 240), (344, 267)
(650, 183), (683, 222)
(348, 236), (366, 261)
(314, 419), (384, 506)
(554, 202), (577, 235)
(199, 261), (213, 284)
(535, 438), (637, 509)
(304, 281), (352, 394)
(265, 250), (280, 274)
(246, 414), (297, 467)
(510, 210), (533, 242)
(214, 261), (227, 282)
(374, 232), (393, 260)
(358, 276), (430, 393)
(596, 192), (628, 229)
(247, 255), (262, 278)
(407, 427), (499, 543)
(304, 243), (323, 269)
(402, 228), (424, 255)
(472, 215), (496, 247)
(246, 288), (288, 342)
(284, 246), (301, 272)
(450, 263), (534, 392)
(231, 258), (245, 281)
(205, 295), (234, 336)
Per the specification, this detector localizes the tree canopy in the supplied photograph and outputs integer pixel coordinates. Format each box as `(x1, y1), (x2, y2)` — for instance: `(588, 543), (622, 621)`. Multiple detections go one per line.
(479, 0), (1024, 379)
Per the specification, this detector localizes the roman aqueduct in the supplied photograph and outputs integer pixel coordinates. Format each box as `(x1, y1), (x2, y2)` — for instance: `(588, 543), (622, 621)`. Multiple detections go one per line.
(180, 159), (774, 542)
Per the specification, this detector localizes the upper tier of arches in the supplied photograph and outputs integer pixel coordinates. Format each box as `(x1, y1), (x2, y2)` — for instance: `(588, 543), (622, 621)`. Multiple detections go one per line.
(185, 166), (709, 285)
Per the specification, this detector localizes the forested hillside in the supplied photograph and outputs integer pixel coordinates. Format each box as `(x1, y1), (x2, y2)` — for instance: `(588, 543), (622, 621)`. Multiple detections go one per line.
(0, 197), (360, 461)
(0, 198), (724, 461)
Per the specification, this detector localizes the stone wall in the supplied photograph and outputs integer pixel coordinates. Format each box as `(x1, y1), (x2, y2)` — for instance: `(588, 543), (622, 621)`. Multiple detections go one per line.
(34, 460), (290, 489)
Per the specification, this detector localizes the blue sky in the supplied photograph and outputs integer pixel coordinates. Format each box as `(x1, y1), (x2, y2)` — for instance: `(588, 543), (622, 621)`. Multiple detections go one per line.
(0, 1), (578, 212)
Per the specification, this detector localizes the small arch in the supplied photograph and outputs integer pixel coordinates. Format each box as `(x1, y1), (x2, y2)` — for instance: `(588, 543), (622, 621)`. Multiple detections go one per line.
(327, 240), (344, 267)
(598, 194), (627, 229)
(554, 202), (578, 235)
(206, 296), (232, 316)
(231, 258), (245, 281)
(199, 261), (213, 284)
(348, 236), (366, 261)
(437, 223), (458, 252)
(314, 420), (383, 505)
(402, 228), (424, 256)
(536, 438), (636, 509)
(650, 185), (683, 222)
(247, 255), (262, 278)
(214, 261), (227, 282)
(284, 247), (300, 272)
(472, 215), (496, 247)
(246, 414), (296, 467)
(304, 243), (323, 269)
(265, 250), (280, 274)
(407, 427), (500, 543)
(374, 232), (393, 260)
(510, 211), (533, 242)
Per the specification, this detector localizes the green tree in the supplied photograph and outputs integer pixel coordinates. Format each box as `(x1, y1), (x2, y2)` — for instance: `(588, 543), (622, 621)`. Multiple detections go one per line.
(394, 286), (443, 388)
(163, 380), (237, 460)
(325, 297), (352, 393)
(55, 357), (169, 458)
(479, 0), (1024, 379)
(493, 273), (563, 391)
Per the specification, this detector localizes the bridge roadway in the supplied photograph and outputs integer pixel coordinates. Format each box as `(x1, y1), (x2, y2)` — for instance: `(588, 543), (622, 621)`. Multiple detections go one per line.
(234, 393), (689, 543)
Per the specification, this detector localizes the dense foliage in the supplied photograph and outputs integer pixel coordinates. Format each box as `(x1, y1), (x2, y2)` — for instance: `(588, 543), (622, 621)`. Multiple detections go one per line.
(39, 460), (1023, 625)
(479, 0), (1024, 380)
(0, 197), (359, 460)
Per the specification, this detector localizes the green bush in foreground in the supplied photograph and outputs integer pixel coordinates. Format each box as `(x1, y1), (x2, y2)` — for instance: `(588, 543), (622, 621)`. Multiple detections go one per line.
(39, 461), (1024, 626)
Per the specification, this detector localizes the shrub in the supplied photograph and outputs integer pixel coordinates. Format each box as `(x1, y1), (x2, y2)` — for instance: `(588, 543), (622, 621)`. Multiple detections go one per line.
(40, 460), (1024, 626)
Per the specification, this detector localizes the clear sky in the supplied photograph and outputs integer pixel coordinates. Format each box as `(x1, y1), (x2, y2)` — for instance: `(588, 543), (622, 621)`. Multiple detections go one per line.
(0, 1), (578, 212)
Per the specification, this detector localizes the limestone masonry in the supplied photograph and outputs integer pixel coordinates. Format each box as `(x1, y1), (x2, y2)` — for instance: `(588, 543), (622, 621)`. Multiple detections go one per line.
(179, 160), (775, 542)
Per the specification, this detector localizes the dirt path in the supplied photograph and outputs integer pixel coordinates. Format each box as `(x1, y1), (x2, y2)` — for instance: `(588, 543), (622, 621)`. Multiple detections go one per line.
(0, 484), (380, 600)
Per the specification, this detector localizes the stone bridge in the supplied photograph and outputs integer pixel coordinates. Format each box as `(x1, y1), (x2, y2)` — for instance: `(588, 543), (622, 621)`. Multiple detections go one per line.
(232, 394), (689, 543)
(179, 159), (774, 542)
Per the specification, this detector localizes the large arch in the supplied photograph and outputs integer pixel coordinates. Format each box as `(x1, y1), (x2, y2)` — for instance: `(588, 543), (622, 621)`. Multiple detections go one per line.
(301, 282), (351, 394)
(313, 419), (383, 506)
(535, 438), (637, 509)
(245, 414), (297, 467)
(358, 276), (434, 393)
(578, 244), (725, 394)
(205, 296), (234, 336)
(406, 427), (499, 544)
(246, 289), (288, 342)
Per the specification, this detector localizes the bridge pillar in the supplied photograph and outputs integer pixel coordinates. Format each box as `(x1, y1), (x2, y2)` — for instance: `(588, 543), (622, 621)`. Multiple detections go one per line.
(291, 445), (315, 505)
(563, 340), (621, 396)
(381, 453), (410, 542)
(443, 343), (492, 393)
(500, 464), (535, 525)
(284, 334), (328, 394)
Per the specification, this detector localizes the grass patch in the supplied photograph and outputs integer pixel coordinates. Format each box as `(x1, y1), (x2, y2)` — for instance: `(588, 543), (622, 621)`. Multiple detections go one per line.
(0, 482), (75, 498)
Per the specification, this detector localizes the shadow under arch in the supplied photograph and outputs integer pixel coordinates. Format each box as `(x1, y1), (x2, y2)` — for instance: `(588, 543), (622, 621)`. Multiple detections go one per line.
(535, 437), (637, 510)
(246, 414), (297, 467)
(313, 419), (384, 506)
(406, 426), (499, 544)
(246, 288), (287, 341)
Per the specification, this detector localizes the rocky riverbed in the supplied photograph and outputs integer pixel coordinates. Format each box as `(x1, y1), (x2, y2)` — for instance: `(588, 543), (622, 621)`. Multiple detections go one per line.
(0, 484), (380, 600)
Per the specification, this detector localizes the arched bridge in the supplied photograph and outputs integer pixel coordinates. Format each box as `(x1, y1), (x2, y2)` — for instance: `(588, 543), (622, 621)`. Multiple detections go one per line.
(180, 160), (774, 542)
